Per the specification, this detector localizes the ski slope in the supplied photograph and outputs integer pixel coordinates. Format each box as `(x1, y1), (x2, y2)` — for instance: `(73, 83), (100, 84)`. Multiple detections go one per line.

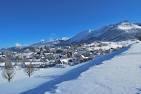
(44, 42), (141, 94)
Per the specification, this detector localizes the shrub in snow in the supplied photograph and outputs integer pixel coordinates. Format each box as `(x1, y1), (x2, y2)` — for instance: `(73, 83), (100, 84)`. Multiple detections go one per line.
(2, 62), (15, 82)
(24, 62), (35, 77)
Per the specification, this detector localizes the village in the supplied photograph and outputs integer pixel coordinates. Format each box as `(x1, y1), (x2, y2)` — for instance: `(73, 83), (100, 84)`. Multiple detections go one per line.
(0, 41), (124, 68)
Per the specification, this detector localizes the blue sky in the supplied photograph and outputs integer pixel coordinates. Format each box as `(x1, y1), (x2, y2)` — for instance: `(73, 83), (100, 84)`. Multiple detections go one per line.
(0, 0), (141, 48)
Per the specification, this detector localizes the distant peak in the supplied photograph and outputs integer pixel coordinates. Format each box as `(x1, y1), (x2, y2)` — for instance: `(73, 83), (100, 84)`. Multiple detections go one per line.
(117, 21), (141, 30)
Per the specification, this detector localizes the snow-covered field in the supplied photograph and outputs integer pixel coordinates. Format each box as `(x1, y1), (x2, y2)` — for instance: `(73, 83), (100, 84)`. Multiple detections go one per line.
(48, 42), (141, 94)
(0, 41), (141, 94)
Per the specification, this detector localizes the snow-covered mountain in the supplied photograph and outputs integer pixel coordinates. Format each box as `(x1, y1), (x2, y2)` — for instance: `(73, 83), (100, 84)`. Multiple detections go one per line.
(0, 40), (66, 53)
(67, 29), (101, 43)
(31, 39), (65, 47)
(67, 21), (141, 44)
(1, 21), (141, 52)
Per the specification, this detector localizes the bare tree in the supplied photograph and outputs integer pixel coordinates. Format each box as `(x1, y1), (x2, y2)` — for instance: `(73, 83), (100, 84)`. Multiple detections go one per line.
(2, 61), (15, 82)
(24, 62), (35, 77)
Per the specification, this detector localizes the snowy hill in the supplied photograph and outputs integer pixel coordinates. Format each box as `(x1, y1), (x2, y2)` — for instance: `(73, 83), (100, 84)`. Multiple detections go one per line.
(67, 29), (101, 43)
(45, 41), (141, 94)
(0, 41), (140, 94)
(67, 21), (141, 44)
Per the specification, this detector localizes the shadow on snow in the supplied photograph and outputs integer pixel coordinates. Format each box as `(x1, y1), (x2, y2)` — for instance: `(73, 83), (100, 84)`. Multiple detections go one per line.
(21, 46), (130, 94)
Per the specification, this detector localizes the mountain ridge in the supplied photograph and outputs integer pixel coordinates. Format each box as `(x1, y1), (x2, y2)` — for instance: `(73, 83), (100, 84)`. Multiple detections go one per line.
(1, 21), (141, 52)
(66, 21), (141, 44)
